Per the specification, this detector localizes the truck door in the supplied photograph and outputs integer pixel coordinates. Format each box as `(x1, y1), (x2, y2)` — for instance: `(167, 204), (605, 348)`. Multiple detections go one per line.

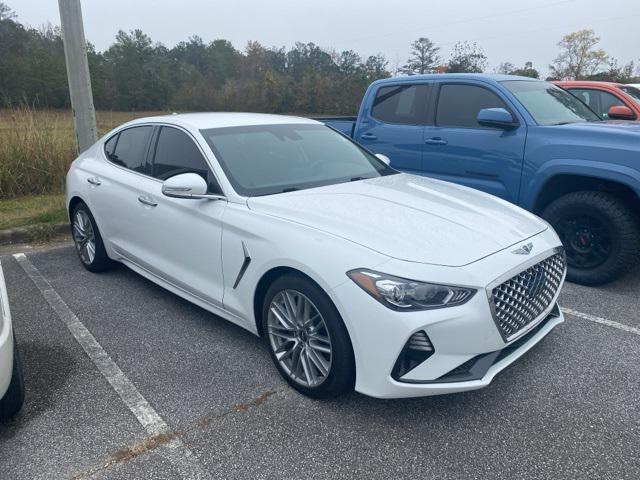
(421, 81), (526, 203)
(353, 83), (430, 174)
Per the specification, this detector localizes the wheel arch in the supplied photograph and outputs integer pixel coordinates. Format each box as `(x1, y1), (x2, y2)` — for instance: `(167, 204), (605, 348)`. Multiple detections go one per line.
(532, 173), (640, 216)
(252, 266), (322, 337)
(67, 195), (85, 222)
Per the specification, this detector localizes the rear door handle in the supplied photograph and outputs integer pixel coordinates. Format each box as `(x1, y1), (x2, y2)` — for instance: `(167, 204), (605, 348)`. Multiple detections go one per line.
(360, 133), (377, 140)
(87, 177), (101, 186)
(137, 195), (158, 207)
(425, 137), (448, 146)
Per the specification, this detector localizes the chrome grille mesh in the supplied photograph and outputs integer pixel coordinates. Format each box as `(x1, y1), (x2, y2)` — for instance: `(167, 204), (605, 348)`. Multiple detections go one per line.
(490, 251), (566, 340)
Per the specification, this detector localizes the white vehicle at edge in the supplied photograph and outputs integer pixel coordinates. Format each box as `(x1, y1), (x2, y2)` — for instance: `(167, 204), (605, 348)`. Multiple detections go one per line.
(66, 113), (566, 399)
(0, 259), (25, 417)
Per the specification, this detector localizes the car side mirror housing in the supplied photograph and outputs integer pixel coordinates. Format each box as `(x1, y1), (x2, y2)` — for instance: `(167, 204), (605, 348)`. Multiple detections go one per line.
(375, 153), (391, 166)
(162, 173), (225, 200)
(607, 105), (636, 120)
(477, 108), (518, 129)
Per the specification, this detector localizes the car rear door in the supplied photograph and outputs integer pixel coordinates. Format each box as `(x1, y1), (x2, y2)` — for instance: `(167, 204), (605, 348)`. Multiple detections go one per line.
(421, 81), (526, 203)
(353, 82), (430, 174)
(88, 125), (158, 261)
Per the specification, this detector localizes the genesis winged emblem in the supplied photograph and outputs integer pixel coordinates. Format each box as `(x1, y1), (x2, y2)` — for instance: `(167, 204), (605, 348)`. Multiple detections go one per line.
(512, 242), (533, 255)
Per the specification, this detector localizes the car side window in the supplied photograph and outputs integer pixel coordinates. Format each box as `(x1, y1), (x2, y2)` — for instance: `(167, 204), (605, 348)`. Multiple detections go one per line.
(436, 84), (508, 128)
(151, 126), (216, 189)
(371, 84), (428, 125)
(568, 88), (624, 119)
(105, 126), (153, 173)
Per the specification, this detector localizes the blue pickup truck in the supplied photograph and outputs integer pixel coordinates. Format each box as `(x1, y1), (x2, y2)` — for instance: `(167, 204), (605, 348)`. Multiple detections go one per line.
(321, 74), (640, 286)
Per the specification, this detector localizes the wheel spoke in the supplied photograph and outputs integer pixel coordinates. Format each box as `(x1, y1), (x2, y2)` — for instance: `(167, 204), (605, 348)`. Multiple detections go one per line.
(267, 289), (333, 388)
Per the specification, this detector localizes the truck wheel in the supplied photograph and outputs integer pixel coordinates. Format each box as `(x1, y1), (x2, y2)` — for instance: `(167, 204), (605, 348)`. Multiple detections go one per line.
(0, 334), (25, 419)
(542, 191), (640, 286)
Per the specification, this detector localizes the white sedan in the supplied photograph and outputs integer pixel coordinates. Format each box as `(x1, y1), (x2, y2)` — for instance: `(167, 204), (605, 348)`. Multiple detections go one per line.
(66, 113), (566, 399)
(0, 260), (25, 418)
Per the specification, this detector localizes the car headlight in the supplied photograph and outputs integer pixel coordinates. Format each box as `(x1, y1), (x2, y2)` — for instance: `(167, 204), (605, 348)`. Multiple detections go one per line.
(347, 269), (476, 311)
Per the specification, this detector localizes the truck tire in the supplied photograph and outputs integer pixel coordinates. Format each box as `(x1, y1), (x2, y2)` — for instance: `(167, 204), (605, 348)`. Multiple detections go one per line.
(542, 191), (640, 286)
(0, 334), (25, 419)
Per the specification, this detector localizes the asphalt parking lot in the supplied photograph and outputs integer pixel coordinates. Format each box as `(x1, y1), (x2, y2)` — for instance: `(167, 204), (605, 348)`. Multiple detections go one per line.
(0, 244), (638, 480)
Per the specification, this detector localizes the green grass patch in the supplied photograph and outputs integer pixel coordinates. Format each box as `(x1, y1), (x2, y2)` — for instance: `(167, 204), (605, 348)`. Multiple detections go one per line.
(0, 194), (67, 230)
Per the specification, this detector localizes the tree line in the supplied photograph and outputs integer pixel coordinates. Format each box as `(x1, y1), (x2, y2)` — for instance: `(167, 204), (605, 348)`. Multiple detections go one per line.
(0, 2), (638, 114)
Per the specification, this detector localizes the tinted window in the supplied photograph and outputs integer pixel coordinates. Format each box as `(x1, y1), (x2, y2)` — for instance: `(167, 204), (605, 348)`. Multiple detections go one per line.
(569, 88), (626, 119)
(436, 84), (508, 128)
(502, 81), (599, 125)
(620, 86), (640, 105)
(108, 126), (153, 173)
(200, 124), (396, 197)
(152, 127), (212, 183)
(104, 134), (118, 160)
(371, 84), (428, 124)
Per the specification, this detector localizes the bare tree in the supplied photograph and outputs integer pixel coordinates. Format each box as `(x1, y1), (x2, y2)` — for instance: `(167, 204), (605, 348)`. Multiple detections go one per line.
(549, 29), (608, 80)
(402, 37), (440, 75)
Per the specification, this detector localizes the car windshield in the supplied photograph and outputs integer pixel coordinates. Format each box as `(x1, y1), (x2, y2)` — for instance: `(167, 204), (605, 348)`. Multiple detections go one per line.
(501, 80), (600, 125)
(200, 123), (397, 196)
(620, 86), (640, 105)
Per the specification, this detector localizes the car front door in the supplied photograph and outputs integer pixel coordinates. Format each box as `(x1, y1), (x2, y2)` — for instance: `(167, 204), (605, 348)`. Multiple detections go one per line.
(354, 83), (430, 174)
(421, 82), (526, 203)
(133, 125), (228, 307)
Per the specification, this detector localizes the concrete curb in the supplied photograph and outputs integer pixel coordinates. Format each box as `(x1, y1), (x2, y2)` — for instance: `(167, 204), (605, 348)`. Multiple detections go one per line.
(0, 223), (70, 246)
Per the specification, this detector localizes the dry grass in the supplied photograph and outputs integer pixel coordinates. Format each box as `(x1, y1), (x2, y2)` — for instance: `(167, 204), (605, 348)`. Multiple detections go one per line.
(0, 106), (166, 199)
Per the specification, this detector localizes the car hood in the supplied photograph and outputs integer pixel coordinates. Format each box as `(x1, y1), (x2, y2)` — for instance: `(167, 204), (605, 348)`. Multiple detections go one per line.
(247, 174), (547, 266)
(556, 120), (640, 134)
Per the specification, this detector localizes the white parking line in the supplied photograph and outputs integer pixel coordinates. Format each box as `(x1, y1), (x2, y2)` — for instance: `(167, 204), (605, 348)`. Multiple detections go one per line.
(561, 307), (640, 336)
(13, 253), (211, 480)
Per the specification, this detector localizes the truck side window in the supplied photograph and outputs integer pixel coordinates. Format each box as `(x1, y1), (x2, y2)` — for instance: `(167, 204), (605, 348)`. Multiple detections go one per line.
(371, 84), (428, 125)
(568, 88), (625, 119)
(436, 84), (508, 128)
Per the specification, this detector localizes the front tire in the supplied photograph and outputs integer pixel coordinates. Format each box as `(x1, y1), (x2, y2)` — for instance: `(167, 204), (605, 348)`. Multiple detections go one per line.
(542, 191), (640, 286)
(0, 334), (25, 419)
(71, 202), (111, 272)
(262, 274), (355, 398)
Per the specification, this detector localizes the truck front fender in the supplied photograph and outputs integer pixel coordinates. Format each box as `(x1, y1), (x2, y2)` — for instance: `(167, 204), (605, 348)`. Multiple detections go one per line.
(521, 159), (640, 211)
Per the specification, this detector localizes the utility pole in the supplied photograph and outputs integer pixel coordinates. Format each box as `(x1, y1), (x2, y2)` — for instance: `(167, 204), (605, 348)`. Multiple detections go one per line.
(58, 0), (97, 154)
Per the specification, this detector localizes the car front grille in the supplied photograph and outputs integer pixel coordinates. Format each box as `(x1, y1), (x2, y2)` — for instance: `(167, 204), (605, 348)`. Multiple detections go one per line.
(489, 250), (566, 341)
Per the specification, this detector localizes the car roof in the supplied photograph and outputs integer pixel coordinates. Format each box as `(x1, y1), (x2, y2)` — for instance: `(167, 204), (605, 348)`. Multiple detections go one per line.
(373, 73), (542, 86)
(123, 112), (320, 130)
(554, 80), (623, 88)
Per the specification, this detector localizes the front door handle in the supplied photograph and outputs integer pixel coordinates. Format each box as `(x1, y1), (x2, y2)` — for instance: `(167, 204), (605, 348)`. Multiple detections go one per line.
(425, 137), (448, 146)
(360, 133), (377, 140)
(137, 195), (158, 207)
(87, 177), (101, 186)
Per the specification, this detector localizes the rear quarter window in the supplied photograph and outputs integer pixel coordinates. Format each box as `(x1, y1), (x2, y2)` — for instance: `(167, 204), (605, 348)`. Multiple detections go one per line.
(104, 126), (153, 173)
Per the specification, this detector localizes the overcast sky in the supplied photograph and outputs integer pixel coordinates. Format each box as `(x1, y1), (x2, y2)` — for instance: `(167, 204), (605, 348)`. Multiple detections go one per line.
(9, 0), (640, 76)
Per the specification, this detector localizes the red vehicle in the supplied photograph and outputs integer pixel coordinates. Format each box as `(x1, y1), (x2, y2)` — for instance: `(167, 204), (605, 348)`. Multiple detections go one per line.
(554, 81), (640, 121)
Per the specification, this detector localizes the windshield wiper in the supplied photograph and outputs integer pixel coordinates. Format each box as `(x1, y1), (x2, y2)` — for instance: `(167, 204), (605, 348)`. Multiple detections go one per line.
(280, 187), (299, 193)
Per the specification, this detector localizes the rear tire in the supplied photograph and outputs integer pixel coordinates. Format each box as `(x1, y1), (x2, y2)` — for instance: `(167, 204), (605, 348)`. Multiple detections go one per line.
(542, 191), (640, 286)
(262, 273), (355, 398)
(0, 334), (25, 419)
(71, 202), (112, 273)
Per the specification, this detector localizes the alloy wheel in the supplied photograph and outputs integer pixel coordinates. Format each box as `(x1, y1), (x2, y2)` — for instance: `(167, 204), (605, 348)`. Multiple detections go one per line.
(73, 209), (96, 265)
(267, 289), (333, 388)
(557, 214), (611, 269)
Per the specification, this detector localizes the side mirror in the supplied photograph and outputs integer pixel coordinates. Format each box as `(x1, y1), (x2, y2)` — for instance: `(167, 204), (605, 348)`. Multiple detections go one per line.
(607, 105), (636, 120)
(162, 173), (225, 200)
(375, 153), (391, 166)
(477, 108), (518, 129)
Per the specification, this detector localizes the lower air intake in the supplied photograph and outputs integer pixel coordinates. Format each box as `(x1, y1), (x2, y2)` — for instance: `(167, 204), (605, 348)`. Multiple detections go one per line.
(392, 331), (434, 380)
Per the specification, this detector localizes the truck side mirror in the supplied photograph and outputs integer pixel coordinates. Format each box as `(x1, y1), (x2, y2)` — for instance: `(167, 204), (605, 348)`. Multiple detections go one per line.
(607, 105), (636, 120)
(477, 108), (519, 129)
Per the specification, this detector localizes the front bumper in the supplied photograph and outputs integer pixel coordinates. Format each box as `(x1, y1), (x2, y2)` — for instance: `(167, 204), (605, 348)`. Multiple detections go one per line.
(0, 261), (14, 399)
(329, 228), (565, 399)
